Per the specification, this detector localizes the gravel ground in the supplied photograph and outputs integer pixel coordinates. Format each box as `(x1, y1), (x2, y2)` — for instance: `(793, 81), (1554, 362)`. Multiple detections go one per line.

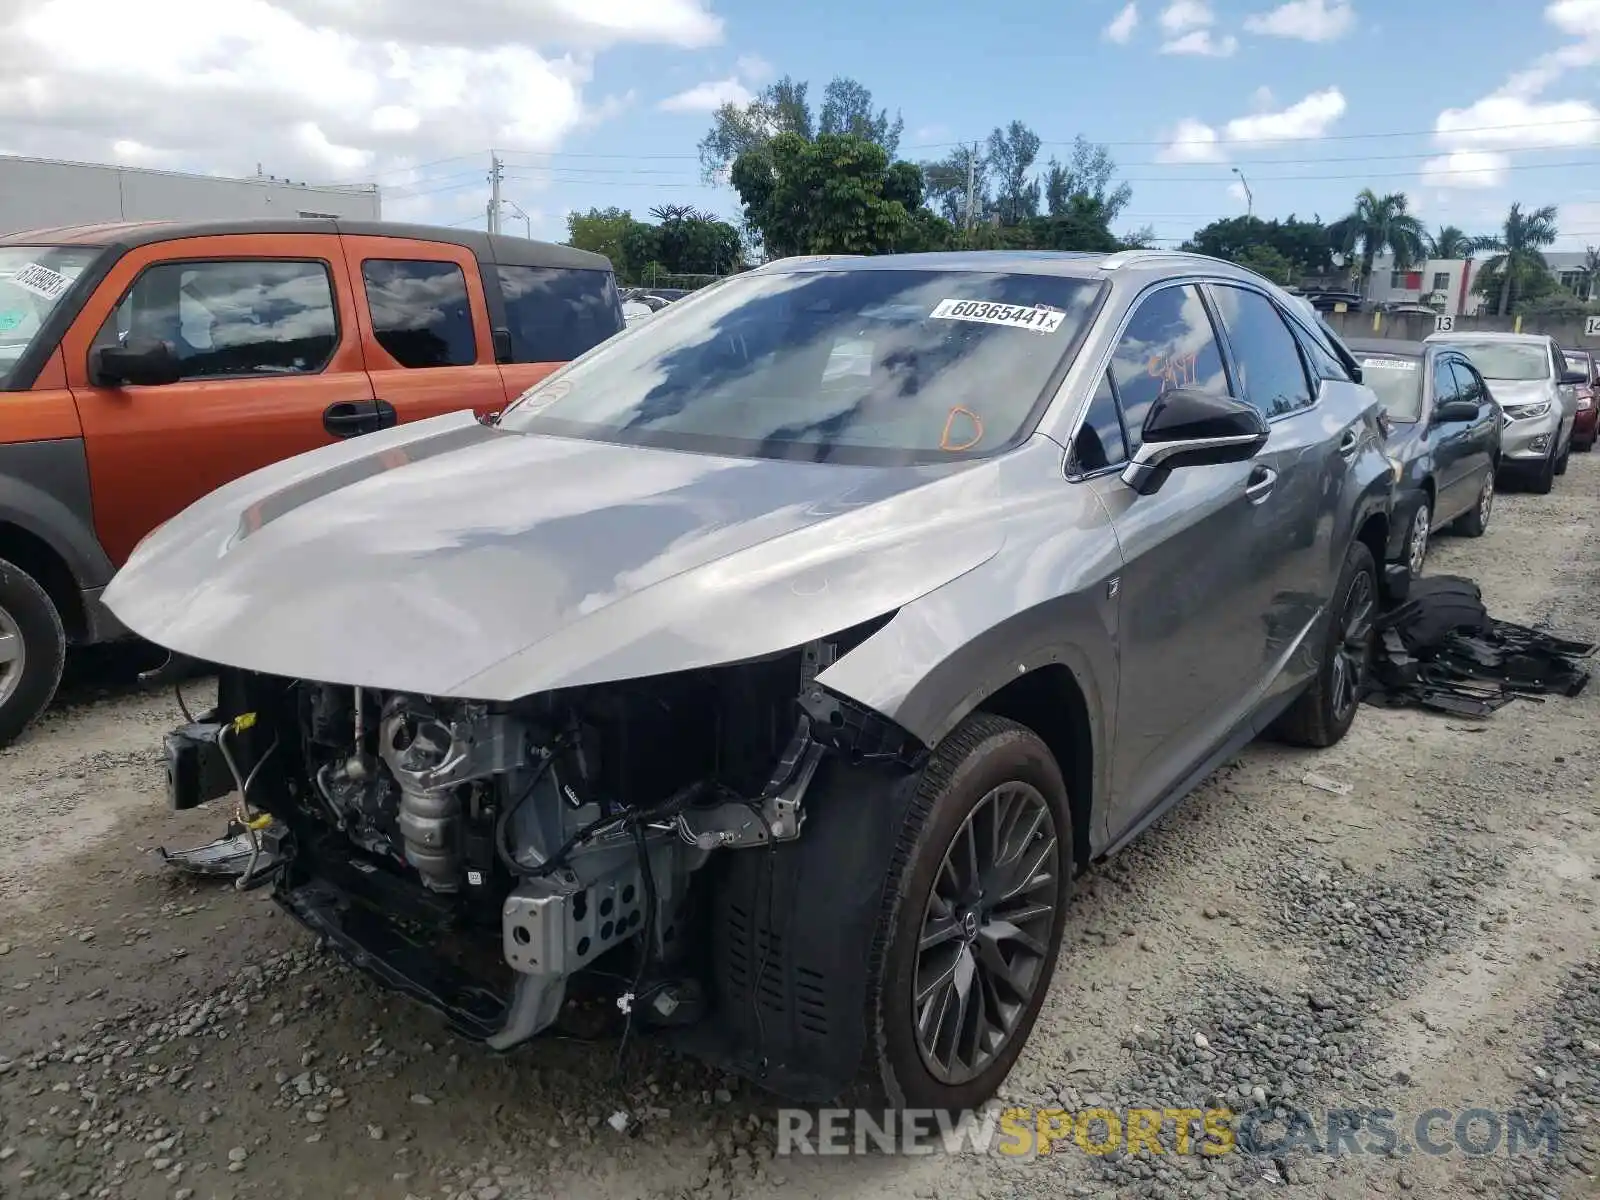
(2, 455), (1598, 1200)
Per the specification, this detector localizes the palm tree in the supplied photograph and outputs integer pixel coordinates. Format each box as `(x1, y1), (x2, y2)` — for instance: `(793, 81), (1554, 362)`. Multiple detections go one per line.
(1583, 244), (1600, 301)
(1427, 225), (1476, 259)
(1330, 189), (1428, 299)
(1475, 202), (1560, 316)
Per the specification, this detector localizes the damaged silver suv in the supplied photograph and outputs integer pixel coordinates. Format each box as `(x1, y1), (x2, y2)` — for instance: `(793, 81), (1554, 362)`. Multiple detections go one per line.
(104, 250), (1396, 1111)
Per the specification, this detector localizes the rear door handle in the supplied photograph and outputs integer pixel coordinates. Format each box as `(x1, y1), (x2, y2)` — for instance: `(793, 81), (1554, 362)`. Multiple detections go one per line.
(373, 399), (398, 430)
(323, 400), (382, 438)
(1337, 429), (1361, 457)
(1245, 464), (1278, 503)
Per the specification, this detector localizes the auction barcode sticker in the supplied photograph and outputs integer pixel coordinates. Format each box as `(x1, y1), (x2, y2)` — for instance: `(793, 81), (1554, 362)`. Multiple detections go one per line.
(9, 262), (73, 301)
(1362, 357), (1417, 371)
(930, 298), (1065, 334)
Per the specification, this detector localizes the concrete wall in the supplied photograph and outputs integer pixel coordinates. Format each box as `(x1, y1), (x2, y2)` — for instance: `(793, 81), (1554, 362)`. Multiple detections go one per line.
(0, 155), (380, 235)
(1323, 308), (1600, 349)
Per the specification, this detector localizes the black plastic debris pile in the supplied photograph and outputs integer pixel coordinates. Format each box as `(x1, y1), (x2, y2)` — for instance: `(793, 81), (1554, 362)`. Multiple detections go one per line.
(1364, 576), (1595, 718)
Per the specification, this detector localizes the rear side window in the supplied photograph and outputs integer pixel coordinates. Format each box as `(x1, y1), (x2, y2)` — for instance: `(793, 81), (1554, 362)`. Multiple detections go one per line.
(360, 259), (477, 368)
(1109, 284), (1229, 449)
(1449, 359), (1488, 407)
(1287, 317), (1351, 383)
(1432, 356), (1462, 408)
(497, 265), (624, 363)
(94, 258), (337, 380)
(1207, 285), (1314, 418)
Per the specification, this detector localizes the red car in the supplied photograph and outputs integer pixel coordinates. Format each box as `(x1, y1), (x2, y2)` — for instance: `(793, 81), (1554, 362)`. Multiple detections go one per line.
(1564, 346), (1598, 452)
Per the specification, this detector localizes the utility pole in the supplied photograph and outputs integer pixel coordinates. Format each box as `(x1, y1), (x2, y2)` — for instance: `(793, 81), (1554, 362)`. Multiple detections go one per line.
(487, 152), (503, 234)
(963, 141), (978, 233)
(1231, 167), (1253, 217)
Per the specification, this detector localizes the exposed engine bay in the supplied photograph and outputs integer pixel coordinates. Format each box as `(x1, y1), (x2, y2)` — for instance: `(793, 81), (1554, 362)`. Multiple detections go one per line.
(162, 625), (926, 1094)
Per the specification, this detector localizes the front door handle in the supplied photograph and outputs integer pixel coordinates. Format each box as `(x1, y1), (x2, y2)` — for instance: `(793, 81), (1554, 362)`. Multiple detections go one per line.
(323, 400), (382, 438)
(1337, 428), (1361, 457)
(373, 399), (398, 430)
(1245, 464), (1278, 503)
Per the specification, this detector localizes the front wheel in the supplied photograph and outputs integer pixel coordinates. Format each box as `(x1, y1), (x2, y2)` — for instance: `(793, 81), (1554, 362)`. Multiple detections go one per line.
(869, 714), (1072, 1111)
(0, 557), (67, 748)
(1271, 539), (1377, 749)
(1404, 499), (1431, 578)
(1554, 439), (1570, 476)
(1526, 447), (1556, 494)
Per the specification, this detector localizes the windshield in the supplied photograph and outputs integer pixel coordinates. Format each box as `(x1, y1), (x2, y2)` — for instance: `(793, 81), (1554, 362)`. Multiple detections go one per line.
(1358, 355), (1424, 422)
(1449, 341), (1550, 382)
(497, 268), (1104, 465)
(0, 246), (100, 389)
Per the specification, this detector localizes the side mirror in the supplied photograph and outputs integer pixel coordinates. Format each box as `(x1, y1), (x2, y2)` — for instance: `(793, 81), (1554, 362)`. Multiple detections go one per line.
(90, 338), (180, 387)
(1434, 399), (1479, 423)
(1560, 369), (1588, 386)
(1120, 388), (1271, 497)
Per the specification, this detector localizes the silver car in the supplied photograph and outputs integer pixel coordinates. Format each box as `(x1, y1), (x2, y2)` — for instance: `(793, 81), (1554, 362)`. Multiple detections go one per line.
(104, 250), (1395, 1111)
(1424, 330), (1581, 494)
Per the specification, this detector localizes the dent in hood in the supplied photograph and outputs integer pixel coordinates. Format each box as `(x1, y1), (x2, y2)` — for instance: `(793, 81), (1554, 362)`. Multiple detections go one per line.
(104, 411), (1010, 699)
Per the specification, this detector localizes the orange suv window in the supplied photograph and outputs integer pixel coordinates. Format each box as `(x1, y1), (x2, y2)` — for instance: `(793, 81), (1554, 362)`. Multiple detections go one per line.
(359, 259), (477, 369)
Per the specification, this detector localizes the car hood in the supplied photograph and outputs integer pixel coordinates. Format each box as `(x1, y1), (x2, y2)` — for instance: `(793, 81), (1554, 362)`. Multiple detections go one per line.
(1485, 379), (1553, 407)
(103, 411), (1010, 700)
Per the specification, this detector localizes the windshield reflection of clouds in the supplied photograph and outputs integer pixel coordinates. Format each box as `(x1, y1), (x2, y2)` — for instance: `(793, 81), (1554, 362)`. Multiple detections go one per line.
(499, 268), (1101, 464)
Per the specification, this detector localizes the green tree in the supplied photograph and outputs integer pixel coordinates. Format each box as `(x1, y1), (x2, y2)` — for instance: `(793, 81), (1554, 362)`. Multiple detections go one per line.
(1182, 214), (1334, 277)
(818, 78), (904, 158)
(1329, 189), (1427, 297)
(985, 121), (1042, 226)
(1234, 244), (1297, 285)
(920, 144), (986, 226)
(565, 207), (640, 273)
(1474, 202), (1560, 316)
(1578, 244), (1600, 301)
(646, 204), (743, 276)
(1042, 136), (1132, 224)
(731, 133), (917, 257)
(1426, 224), (1479, 260)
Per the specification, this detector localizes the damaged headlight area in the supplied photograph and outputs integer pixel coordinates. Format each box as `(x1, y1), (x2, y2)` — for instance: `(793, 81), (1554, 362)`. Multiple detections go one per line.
(162, 622), (926, 1073)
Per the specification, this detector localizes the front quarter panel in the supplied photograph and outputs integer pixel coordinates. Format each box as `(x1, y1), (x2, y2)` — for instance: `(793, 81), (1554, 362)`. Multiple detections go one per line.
(815, 437), (1121, 816)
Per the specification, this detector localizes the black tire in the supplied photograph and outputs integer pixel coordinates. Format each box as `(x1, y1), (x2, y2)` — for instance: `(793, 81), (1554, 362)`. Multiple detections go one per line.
(1576, 436), (1594, 453)
(1271, 539), (1377, 749)
(1554, 440), (1570, 477)
(0, 556), (67, 748)
(1453, 469), (1494, 537)
(867, 713), (1072, 1112)
(1526, 449), (1555, 494)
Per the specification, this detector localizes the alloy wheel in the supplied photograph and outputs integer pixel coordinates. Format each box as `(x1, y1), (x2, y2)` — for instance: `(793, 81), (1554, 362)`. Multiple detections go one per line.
(1329, 569), (1375, 723)
(913, 781), (1061, 1086)
(1407, 504), (1430, 578)
(1478, 473), (1494, 527)
(0, 601), (25, 709)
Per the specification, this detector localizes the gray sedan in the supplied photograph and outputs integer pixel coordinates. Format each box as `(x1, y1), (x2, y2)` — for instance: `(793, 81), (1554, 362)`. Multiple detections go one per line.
(105, 249), (1395, 1112)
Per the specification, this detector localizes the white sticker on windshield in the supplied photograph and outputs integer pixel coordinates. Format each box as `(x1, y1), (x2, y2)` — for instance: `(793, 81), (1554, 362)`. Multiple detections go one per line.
(9, 262), (72, 301)
(1362, 358), (1417, 371)
(930, 298), (1065, 334)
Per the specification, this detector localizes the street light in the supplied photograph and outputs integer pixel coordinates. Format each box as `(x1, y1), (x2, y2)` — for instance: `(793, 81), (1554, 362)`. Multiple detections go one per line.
(1231, 167), (1253, 217)
(500, 199), (533, 238)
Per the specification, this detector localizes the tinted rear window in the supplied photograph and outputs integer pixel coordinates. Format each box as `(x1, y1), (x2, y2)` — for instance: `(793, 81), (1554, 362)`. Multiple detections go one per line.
(497, 265), (624, 362)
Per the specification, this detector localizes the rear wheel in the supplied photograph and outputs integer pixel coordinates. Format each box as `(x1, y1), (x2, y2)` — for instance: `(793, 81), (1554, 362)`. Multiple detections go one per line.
(0, 557), (67, 748)
(1272, 539), (1376, 749)
(1454, 470), (1494, 537)
(1404, 500), (1431, 578)
(869, 714), (1072, 1111)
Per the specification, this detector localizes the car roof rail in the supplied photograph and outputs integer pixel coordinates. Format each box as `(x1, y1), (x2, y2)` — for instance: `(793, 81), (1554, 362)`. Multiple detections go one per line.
(756, 254), (864, 270)
(1098, 248), (1224, 272)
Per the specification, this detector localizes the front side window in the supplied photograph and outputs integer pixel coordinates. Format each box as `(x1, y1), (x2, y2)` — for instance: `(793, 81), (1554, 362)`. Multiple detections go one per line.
(1107, 284), (1229, 449)
(1207, 285), (1313, 418)
(94, 258), (337, 380)
(1358, 354), (1424, 422)
(1449, 341), (1552, 382)
(498, 268), (1103, 465)
(1073, 370), (1129, 472)
(1431, 356), (1461, 412)
(497, 265), (625, 363)
(361, 259), (476, 368)
(1, 245), (102, 389)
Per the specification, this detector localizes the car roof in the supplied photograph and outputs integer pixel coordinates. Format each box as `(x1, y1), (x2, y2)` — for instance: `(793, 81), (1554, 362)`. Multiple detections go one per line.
(1424, 329), (1552, 345)
(751, 247), (1288, 286)
(1347, 339), (1429, 359)
(0, 217), (612, 272)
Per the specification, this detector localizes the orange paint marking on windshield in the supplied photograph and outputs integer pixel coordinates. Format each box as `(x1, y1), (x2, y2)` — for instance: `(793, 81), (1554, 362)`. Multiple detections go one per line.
(940, 406), (984, 452)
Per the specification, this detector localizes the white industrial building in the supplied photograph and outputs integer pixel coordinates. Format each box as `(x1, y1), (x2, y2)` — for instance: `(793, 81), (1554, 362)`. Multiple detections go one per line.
(0, 154), (380, 235)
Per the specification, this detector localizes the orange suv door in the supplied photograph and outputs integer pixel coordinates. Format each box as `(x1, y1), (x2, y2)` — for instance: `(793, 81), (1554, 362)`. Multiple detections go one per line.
(62, 233), (376, 566)
(340, 235), (507, 423)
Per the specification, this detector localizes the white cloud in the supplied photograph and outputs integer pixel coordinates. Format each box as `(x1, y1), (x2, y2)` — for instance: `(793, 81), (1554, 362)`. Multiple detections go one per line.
(1224, 86), (1346, 143)
(1242, 0), (1355, 42)
(0, 0), (719, 224)
(1159, 0), (1213, 33)
(1420, 150), (1512, 190)
(1157, 117), (1225, 163)
(734, 54), (773, 83)
(1160, 29), (1238, 56)
(1435, 95), (1600, 151)
(1104, 2), (1139, 42)
(1227, 180), (1249, 203)
(1249, 86), (1275, 111)
(657, 77), (753, 114)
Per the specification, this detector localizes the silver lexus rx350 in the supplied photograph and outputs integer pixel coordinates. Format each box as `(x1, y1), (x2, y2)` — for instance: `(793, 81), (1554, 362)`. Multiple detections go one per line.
(105, 249), (1396, 1111)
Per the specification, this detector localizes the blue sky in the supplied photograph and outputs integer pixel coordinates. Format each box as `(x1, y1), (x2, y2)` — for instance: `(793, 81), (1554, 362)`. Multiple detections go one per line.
(2, 0), (1596, 253)
(380, 0), (1600, 252)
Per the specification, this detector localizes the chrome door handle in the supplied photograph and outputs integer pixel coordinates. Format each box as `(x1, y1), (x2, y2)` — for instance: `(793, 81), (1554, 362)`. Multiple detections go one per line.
(1246, 465), (1278, 503)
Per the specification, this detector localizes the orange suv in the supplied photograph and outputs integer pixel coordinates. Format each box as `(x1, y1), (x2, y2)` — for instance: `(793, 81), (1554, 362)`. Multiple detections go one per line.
(0, 218), (624, 744)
